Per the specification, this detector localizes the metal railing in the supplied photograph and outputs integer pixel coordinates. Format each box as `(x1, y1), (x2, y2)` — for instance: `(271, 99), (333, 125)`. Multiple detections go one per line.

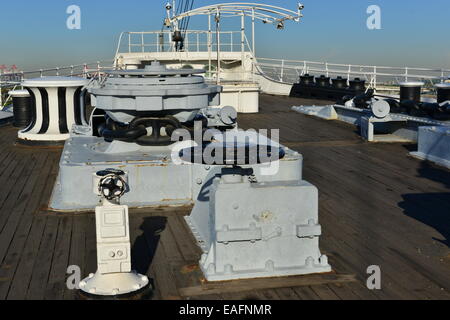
(114, 30), (450, 91)
(256, 58), (450, 91)
(115, 30), (252, 56)
(1, 61), (113, 110)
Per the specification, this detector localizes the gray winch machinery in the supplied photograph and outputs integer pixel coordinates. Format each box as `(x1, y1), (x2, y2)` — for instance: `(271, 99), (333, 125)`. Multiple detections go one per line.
(49, 61), (330, 295)
(89, 61), (229, 146)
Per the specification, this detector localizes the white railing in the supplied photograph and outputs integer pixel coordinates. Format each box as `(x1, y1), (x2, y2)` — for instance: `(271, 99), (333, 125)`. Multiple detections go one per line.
(115, 30), (252, 56)
(1, 61), (113, 110)
(256, 57), (450, 91)
(114, 30), (450, 91)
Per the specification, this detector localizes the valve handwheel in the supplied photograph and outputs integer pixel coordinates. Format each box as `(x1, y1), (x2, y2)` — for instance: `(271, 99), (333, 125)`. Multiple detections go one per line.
(97, 169), (126, 201)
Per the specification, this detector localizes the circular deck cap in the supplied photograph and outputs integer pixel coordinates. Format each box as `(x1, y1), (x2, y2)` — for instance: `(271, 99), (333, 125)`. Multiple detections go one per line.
(371, 100), (390, 118)
(22, 76), (88, 88)
(398, 81), (424, 87)
(8, 89), (30, 97)
(435, 83), (450, 89)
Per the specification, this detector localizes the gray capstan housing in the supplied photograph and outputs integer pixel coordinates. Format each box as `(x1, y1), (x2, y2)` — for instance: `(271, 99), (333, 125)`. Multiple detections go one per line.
(87, 61), (224, 146)
(89, 61), (221, 124)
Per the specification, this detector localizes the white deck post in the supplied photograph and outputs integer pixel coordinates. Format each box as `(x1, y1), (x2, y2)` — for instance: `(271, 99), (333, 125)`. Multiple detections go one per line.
(216, 10), (221, 84)
(347, 65), (351, 83)
(241, 13), (245, 80)
(374, 66), (377, 90)
(197, 32), (200, 52)
(208, 14), (212, 78)
(252, 8), (255, 82)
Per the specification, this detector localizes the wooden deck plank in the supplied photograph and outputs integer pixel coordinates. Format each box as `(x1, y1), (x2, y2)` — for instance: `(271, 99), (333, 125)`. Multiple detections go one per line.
(0, 153), (44, 262)
(310, 285), (341, 300)
(0, 154), (29, 216)
(25, 216), (60, 300)
(44, 216), (73, 300)
(63, 215), (87, 300)
(292, 286), (321, 300)
(314, 171), (450, 298)
(5, 216), (47, 300)
(167, 215), (201, 262)
(325, 252), (379, 300)
(141, 215), (180, 300)
(159, 218), (184, 264)
(3, 153), (59, 300)
(83, 214), (97, 283)
(327, 283), (362, 300)
(24, 154), (63, 300)
(274, 288), (301, 300)
(0, 154), (51, 300)
(178, 274), (356, 297)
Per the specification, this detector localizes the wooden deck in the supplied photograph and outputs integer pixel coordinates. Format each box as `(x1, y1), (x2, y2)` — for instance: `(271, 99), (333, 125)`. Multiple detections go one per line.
(0, 94), (449, 300)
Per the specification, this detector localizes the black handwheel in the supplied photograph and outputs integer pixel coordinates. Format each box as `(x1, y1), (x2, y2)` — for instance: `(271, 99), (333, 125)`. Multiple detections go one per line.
(98, 172), (126, 201)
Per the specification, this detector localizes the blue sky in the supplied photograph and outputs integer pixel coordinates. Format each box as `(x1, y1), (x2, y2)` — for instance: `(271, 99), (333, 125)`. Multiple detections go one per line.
(1, 0), (449, 70)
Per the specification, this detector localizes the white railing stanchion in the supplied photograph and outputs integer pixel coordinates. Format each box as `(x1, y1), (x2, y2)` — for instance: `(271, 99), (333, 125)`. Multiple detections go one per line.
(197, 33), (200, 52)
(374, 66), (377, 90)
(348, 65), (352, 82)
(128, 33), (131, 53)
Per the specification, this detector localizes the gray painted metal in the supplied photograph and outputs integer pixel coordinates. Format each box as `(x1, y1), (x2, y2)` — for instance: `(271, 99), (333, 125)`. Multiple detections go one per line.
(88, 61), (221, 123)
(0, 110), (13, 126)
(107, 63), (205, 76)
(49, 133), (303, 211)
(51, 61), (330, 281)
(292, 104), (450, 143)
(411, 126), (450, 169)
(186, 165), (331, 281)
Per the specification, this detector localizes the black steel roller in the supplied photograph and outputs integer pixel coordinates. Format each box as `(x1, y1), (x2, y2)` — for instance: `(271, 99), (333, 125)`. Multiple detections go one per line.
(349, 78), (366, 92)
(299, 74), (314, 86)
(9, 90), (32, 128)
(399, 82), (423, 103)
(315, 75), (330, 87)
(331, 76), (348, 89)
